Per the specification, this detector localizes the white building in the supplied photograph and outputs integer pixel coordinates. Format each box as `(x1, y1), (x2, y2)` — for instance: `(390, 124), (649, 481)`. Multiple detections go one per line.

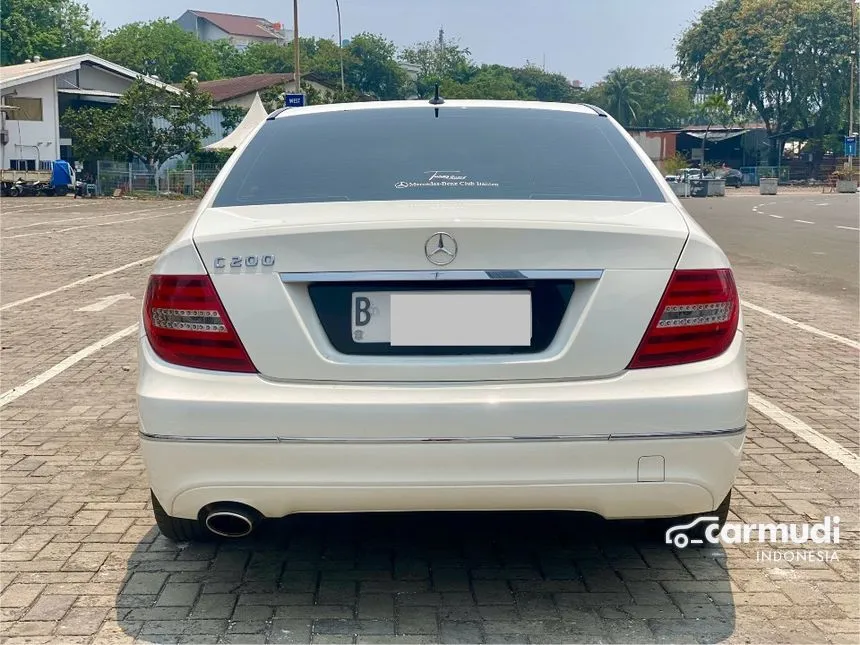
(175, 10), (293, 50)
(0, 54), (181, 171)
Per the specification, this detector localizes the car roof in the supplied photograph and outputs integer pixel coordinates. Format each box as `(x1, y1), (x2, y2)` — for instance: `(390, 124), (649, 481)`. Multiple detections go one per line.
(270, 100), (604, 120)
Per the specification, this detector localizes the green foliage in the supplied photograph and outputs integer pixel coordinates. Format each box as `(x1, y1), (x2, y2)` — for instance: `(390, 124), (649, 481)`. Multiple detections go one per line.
(209, 39), (246, 79)
(345, 33), (409, 99)
(696, 94), (735, 129)
(663, 152), (691, 175)
(401, 33), (583, 103)
(401, 34), (473, 97)
(61, 75), (213, 166)
(587, 68), (643, 126)
(219, 105), (247, 133)
(587, 67), (695, 128)
(236, 41), (295, 75)
(0, 0), (102, 65)
(188, 148), (234, 166)
(677, 0), (854, 152)
(59, 104), (114, 161)
(512, 64), (583, 103)
(441, 65), (531, 100)
(96, 19), (220, 82)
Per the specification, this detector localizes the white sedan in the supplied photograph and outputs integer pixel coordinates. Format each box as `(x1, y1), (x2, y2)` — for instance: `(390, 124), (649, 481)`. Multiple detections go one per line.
(138, 99), (747, 541)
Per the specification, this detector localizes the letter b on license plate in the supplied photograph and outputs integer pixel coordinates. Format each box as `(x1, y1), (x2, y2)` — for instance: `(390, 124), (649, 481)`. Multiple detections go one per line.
(351, 293), (391, 343)
(351, 291), (532, 346)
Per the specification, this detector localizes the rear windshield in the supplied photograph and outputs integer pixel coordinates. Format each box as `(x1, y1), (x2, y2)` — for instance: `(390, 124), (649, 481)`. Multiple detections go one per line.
(212, 106), (666, 207)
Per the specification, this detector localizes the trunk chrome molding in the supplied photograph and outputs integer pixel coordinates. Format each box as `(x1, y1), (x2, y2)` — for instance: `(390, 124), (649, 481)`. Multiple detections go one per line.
(139, 426), (745, 444)
(279, 269), (603, 283)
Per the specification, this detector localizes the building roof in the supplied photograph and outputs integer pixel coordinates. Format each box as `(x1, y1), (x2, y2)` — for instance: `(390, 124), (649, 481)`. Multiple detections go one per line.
(0, 54), (181, 93)
(187, 10), (279, 39)
(197, 73), (326, 102)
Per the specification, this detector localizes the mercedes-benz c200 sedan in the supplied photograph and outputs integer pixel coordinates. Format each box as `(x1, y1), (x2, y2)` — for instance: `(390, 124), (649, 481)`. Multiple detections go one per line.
(138, 100), (748, 541)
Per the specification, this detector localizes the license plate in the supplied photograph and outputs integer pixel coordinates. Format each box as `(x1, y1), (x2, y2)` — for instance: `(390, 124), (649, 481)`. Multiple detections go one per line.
(351, 291), (532, 346)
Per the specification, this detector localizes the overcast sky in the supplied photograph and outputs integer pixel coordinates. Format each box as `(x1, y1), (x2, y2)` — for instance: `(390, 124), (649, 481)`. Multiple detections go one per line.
(85, 0), (715, 85)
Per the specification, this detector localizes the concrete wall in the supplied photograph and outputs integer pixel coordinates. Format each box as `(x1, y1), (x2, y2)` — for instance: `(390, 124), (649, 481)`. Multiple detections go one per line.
(56, 66), (138, 95)
(176, 12), (229, 42)
(628, 131), (677, 163)
(77, 66), (136, 94)
(1, 76), (60, 169)
(175, 11), (198, 34)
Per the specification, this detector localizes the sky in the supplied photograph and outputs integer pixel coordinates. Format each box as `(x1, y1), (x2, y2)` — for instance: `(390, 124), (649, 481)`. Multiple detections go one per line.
(84, 0), (716, 85)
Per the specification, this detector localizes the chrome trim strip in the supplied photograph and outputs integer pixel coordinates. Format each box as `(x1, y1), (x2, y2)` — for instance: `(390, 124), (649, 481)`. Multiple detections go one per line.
(279, 269), (603, 283)
(608, 427), (746, 441)
(139, 426), (745, 444)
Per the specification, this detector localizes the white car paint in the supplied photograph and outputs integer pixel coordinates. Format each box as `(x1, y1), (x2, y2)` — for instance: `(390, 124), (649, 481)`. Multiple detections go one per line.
(138, 100), (748, 530)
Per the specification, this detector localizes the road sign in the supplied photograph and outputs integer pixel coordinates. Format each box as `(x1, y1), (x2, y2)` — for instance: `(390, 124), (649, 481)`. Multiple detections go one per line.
(285, 93), (305, 108)
(846, 136), (857, 157)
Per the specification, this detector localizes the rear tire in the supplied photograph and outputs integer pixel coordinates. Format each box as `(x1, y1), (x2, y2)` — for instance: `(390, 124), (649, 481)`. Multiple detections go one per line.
(151, 490), (211, 542)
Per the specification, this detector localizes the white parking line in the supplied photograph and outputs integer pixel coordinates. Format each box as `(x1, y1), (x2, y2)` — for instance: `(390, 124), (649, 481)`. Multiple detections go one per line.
(793, 219), (815, 224)
(741, 300), (860, 350)
(0, 255), (158, 311)
(1, 200), (82, 213)
(5, 212), (185, 239)
(836, 225), (859, 231)
(748, 392), (860, 475)
(4, 204), (182, 230)
(0, 324), (139, 409)
(768, 214), (783, 218)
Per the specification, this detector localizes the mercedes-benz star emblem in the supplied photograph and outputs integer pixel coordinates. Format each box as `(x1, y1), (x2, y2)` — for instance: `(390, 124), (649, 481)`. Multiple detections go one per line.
(424, 232), (458, 266)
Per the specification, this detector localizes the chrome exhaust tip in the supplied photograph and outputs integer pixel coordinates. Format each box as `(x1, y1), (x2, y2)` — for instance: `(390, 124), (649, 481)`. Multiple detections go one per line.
(203, 504), (261, 538)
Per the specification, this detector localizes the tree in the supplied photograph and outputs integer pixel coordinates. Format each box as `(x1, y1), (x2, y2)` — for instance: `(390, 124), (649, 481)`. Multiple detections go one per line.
(441, 65), (530, 100)
(587, 67), (695, 127)
(209, 39), (246, 79)
(401, 29), (474, 97)
(1, 0), (101, 65)
(61, 75), (213, 167)
(236, 41), (295, 75)
(511, 64), (582, 103)
(219, 106), (247, 134)
(345, 33), (409, 99)
(58, 104), (114, 161)
(677, 0), (854, 163)
(694, 94), (736, 164)
(96, 19), (221, 82)
(589, 68), (644, 126)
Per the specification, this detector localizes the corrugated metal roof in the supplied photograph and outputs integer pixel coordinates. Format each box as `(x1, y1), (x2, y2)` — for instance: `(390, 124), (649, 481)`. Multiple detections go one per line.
(57, 88), (123, 98)
(197, 73), (327, 102)
(0, 54), (181, 93)
(0, 55), (86, 86)
(189, 10), (279, 39)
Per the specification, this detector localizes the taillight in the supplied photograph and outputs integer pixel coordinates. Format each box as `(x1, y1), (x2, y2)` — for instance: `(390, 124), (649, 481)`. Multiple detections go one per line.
(628, 269), (739, 369)
(143, 275), (257, 373)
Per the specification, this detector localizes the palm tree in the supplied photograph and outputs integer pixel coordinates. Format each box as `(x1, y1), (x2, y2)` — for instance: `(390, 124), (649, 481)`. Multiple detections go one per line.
(602, 69), (643, 127)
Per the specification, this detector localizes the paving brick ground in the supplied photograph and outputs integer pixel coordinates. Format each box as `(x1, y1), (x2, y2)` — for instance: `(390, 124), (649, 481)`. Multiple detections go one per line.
(1, 197), (858, 644)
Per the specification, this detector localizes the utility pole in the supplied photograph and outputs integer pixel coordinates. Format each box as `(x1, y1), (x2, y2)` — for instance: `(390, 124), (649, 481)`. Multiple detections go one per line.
(293, 0), (301, 93)
(335, 0), (345, 92)
(849, 0), (858, 175)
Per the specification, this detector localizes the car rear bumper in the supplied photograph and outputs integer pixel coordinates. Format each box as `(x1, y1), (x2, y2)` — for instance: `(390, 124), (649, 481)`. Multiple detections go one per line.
(138, 332), (747, 520)
(142, 431), (745, 520)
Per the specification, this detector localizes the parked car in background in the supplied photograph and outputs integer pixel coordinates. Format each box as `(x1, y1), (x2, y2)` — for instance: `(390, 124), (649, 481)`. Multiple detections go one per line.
(717, 168), (743, 188)
(680, 168), (703, 182)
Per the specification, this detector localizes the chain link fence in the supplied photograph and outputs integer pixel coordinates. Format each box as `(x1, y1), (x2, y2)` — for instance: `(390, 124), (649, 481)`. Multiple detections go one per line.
(95, 161), (223, 197)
